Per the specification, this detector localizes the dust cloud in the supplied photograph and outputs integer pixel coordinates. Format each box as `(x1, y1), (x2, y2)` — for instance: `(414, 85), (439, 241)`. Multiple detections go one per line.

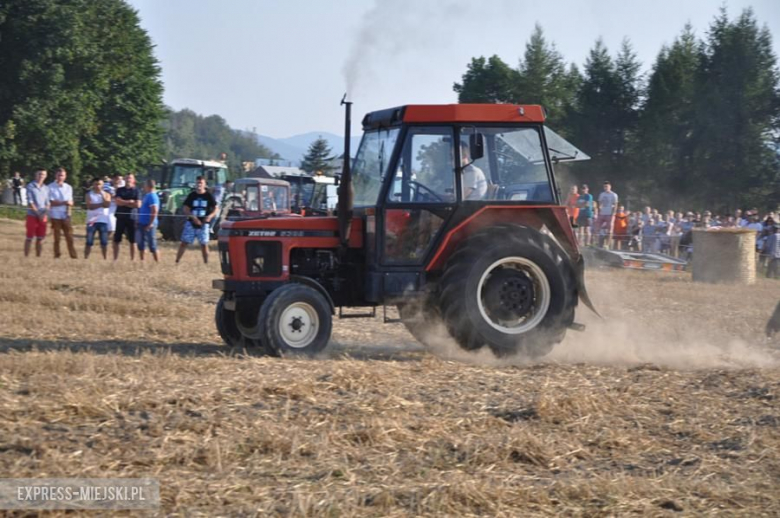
(404, 269), (780, 370)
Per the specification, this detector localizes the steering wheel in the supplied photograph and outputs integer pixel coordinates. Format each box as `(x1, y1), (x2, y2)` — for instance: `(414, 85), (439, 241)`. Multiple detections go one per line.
(407, 180), (445, 203)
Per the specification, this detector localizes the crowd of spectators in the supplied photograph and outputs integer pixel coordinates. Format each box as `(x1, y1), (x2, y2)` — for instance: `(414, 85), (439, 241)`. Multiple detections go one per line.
(566, 182), (779, 279)
(4, 168), (199, 263)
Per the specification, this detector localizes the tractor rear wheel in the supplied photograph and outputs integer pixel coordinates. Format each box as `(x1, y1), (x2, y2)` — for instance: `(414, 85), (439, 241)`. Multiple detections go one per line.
(438, 225), (576, 358)
(257, 284), (332, 356)
(215, 295), (271, 354)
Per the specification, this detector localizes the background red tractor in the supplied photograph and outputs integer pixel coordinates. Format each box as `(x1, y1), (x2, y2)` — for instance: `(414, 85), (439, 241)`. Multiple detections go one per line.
(213, 102), (596, 357)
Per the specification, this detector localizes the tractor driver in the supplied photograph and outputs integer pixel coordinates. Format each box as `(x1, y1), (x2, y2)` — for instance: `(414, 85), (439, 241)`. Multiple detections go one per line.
(460, 142), (487, 200)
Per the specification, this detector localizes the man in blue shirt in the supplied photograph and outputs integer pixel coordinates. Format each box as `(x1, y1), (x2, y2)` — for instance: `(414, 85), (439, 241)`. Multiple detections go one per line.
(135, 179), (160, 262)
(576, 184), (594, 246)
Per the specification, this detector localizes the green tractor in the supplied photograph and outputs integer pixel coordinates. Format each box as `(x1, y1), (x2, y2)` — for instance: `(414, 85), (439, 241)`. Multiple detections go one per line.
(157, 159), (229, 241)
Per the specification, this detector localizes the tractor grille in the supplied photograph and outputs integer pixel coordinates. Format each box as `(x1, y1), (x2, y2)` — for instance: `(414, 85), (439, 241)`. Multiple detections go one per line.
(218, 242), (232, 275)
(246, 241), (282, 277)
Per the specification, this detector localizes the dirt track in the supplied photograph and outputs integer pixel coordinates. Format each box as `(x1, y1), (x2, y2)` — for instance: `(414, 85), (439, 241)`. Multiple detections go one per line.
(1, 219), (779, 516)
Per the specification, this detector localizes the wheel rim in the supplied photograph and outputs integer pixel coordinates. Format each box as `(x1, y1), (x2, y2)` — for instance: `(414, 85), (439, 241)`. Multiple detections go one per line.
(476, 256), (551, 334)
(278, 302), (319, 349)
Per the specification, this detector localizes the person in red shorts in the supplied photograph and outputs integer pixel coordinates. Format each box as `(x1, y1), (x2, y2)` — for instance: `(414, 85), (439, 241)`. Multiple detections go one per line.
(24, 168), (50, 257)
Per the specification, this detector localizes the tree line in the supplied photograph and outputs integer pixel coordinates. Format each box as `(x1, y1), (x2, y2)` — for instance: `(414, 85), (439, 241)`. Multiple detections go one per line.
(454, 8), (780, 212)
(0, 0), (164, 187)
(162, 108), (276, 178)
(0, 0), (276, 186)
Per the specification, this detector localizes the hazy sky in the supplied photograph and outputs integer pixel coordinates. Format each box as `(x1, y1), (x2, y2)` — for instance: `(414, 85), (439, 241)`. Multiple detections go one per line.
(127, 0), (780, 138)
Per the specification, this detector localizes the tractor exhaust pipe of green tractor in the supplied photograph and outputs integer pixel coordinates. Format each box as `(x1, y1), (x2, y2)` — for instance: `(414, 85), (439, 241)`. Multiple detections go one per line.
(338, 94), (353, 251)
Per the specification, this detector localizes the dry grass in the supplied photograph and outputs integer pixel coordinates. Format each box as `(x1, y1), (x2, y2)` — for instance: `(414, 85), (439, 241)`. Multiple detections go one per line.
(1, 218), (779, 516)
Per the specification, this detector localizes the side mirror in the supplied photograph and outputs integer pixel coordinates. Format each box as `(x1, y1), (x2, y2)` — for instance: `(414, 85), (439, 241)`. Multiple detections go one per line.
(333, 174), (340, 186)
(469, 133), (485, 161)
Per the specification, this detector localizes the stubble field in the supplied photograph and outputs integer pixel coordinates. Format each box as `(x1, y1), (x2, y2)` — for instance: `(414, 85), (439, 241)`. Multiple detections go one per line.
(1, 218), (779, 516)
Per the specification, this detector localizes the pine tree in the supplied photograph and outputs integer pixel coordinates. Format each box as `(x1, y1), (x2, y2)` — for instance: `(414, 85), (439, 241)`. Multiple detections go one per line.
(568, 39), (642, 192)
(453, 56), (519, 104)
(691, 8), (780, 209)
(516, 25), (576, 126)
(637, 25), (700, 203)
(568, 39), (619, 187)
(300, 137), (335, 175)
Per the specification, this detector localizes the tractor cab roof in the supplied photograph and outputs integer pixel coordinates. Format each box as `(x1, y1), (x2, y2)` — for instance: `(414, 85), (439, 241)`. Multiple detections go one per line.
(171, 158), (227, 168)
(362, 104), (546, 130)
(233, 177), (291, 188)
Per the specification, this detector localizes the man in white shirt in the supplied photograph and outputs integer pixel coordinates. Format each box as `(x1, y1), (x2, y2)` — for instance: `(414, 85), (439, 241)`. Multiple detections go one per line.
(596, 181), (618, 249)
(460, 142), (487, 200)
(48, 167), (77, 259)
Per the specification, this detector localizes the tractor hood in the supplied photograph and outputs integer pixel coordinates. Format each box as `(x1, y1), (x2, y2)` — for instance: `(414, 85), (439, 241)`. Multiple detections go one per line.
(219, 215), (364, 246)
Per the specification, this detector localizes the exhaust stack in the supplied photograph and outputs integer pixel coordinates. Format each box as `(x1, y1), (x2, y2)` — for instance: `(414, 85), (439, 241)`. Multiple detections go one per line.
(338, 95), (353, 250)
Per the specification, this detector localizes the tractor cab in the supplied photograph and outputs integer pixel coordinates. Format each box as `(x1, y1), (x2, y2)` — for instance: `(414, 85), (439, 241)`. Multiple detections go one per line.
(222, 178), (292, 217)
(214, 103), (594, 359)
(352, 105), (589, 268)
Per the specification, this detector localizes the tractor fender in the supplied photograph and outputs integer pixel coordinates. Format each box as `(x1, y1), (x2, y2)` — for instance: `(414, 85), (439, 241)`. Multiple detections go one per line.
(575, 254), (601, 318)
(289, 275), (336, 315)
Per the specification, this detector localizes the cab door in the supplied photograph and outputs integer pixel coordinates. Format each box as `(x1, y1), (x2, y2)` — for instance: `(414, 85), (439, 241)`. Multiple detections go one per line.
(380, 127), (457, 266)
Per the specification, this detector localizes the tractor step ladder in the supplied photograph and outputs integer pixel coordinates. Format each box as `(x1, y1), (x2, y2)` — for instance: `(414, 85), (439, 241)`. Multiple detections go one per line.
(338, 306), (377, 319)
(382, 304), (401, 324)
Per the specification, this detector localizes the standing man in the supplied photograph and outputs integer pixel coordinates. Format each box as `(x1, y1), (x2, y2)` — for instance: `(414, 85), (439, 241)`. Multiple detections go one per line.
(48, 167), (77, 259)
(84, 177), (111, 260)
(176, 176), (217, 264)
(24, 169), (49, 257)
(136, 179), (161, 262)
(597, 181), (618, 249)
(12, 171), (24, 206)
(112, 173), (141, 261)
(576, 184), (594, 246)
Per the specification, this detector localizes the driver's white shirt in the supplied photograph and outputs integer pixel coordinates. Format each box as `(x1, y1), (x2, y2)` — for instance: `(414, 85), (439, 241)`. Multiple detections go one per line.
(462, 165), (487, 200)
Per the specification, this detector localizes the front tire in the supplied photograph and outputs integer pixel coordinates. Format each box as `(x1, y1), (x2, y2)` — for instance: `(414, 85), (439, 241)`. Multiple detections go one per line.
(257, 284), (333, 356)
(438, 225), (576, 358)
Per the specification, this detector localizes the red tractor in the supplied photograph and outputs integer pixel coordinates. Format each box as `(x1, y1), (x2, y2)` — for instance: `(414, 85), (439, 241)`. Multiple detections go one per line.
(213, 102), (596, 357)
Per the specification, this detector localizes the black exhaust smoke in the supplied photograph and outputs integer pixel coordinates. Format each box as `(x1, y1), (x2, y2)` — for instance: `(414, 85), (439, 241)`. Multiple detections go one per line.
(338, 95), (353, 250)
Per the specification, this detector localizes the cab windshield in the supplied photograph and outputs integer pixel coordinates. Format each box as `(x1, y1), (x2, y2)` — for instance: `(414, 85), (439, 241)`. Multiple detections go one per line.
(170, 165), (202, 188)
(352, 128), (400, 207)
(170, 165), (227, 188)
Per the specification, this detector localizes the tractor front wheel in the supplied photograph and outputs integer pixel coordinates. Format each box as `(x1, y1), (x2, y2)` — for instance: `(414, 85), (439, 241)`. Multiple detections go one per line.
(257, 284), (332, 356)
(438, 226), (576, 358)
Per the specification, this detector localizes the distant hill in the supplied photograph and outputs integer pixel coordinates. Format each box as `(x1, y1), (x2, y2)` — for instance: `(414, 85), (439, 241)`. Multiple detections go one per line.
(254, 132), (362, 164)
(254, 135), (307, 165)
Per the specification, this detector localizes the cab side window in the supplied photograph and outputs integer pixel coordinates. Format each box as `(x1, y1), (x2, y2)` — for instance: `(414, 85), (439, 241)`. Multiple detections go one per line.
(387, 127), (455, 203)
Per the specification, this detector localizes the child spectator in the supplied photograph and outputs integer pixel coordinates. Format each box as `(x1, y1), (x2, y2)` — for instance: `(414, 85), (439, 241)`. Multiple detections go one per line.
(612, 206), (629, 250)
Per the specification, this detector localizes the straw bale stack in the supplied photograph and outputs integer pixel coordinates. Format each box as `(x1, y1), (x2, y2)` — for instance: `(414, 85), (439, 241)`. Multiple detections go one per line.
(692, 228), (756, 284)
